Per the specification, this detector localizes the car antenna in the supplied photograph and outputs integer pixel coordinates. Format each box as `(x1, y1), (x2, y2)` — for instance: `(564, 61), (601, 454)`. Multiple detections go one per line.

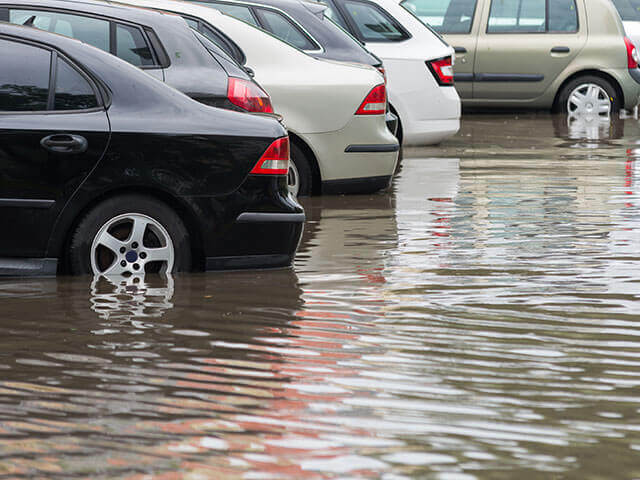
(22, 15), (36, 26)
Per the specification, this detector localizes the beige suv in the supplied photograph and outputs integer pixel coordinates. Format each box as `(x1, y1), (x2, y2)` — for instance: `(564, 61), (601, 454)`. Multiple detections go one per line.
(400, 0), (640, 114)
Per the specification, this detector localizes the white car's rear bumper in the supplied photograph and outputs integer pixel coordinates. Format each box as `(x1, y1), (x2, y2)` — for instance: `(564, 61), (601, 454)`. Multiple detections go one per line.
(299, 115), (399, 194)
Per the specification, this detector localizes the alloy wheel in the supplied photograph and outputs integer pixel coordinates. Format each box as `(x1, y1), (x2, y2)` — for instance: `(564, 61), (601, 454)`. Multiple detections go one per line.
(90, 213), (175, 276)
(567, 83), (611, 117)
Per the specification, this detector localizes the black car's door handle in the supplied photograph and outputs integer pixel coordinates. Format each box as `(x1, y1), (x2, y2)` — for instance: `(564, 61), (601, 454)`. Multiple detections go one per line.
(551, 46), (570, 54)
(454, 46), (467, 54)
(40, 134), (88, 154)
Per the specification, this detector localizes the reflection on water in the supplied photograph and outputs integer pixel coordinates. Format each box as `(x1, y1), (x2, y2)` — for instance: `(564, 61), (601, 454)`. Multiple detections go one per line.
(1, 114), (640, 478)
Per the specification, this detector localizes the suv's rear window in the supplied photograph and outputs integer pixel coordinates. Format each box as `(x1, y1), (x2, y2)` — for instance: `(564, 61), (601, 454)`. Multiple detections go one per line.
(613, 0), (640, 21)
(343, 0), (409, 42)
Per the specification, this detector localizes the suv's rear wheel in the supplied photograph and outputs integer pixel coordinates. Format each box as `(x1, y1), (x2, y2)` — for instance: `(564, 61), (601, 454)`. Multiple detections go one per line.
(558, 75), (620, 116)
(69, 194), (191, 276)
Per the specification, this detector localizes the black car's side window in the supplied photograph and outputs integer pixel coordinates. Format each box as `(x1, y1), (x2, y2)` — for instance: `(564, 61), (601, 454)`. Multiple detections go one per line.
(342, 0), (409, 42)
(0, 39), (50, 112)
(0, 38), (100, 113)
(54, 58), (98, 111)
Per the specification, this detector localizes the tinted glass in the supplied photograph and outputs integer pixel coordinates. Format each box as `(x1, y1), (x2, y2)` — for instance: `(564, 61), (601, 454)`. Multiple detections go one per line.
(400, 0), (477, 34)
(116, 23), (155, 66)
(10, 9), (109, 51)
(196, 2), (258, 26)
(488, 0), (545, 33)
(200, 23), (246, 64)
(54, 59), (98, 110)
(0, 39), (50, 112)
(548, 0), (577, 32)
(256, 9), (316, 50)
(343, 0), (406, 42)
(324, 4), (349, 29)
(613, 0), (640, 20)
(184, 17), (199, 29)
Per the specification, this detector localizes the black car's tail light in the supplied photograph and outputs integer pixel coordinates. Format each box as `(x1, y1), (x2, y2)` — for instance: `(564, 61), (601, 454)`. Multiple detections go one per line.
(251, 136), (290, 175)
(227, 77), (274, 113)
(427, 56), (454, 86)
(355, 84), (386, 115)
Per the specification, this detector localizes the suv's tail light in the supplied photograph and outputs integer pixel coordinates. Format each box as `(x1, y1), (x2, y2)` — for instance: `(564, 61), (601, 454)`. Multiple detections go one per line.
(355, 84), (386, 115)
(227, 77), (274, 113)
(250, 136), (289, 175)
(427, 56), (454, 86)
(625, 37), (639, 69)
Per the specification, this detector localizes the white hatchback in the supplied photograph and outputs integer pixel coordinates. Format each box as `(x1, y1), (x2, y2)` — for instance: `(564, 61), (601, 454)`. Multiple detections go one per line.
(120, 0), (399, 196)
(320, 0), (461, 145)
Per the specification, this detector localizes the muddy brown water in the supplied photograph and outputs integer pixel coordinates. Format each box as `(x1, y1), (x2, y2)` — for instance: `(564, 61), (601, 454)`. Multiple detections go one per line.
(1, 113), (640, 479)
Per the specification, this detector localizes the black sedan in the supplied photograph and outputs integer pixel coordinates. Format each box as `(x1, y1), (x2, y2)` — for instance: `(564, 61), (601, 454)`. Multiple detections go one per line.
(0, 23), (304, 276)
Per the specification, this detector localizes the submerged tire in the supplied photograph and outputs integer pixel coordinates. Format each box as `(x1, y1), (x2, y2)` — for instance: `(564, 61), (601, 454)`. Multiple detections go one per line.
(289, 142), (313, 197)
(557, 75), (620, 116)
(68, 194), (191, 275)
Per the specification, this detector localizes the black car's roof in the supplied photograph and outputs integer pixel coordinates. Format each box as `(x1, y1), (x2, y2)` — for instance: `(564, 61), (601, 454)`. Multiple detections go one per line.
(196, 0), (381, 66)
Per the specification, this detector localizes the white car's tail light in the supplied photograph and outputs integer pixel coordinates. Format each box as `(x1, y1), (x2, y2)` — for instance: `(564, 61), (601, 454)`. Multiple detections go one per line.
(625, 37), (639, 69)
(227, 77), (274, 113)
(355, 84), (386, 115)
(427, 56), (454, 86)
(250, 137), (290, 175)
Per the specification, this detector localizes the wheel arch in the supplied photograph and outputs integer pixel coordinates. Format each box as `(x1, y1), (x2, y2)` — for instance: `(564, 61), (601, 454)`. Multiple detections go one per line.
(50, 186), (205, 274)
(389, 103), (403, 145)
(288, 132), (322, 196)
(553, 69), (624, 112)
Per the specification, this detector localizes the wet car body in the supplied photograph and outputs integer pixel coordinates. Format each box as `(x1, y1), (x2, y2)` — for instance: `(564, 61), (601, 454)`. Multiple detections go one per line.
(0, 0), (263, 111)
(0, 23), (304, 276)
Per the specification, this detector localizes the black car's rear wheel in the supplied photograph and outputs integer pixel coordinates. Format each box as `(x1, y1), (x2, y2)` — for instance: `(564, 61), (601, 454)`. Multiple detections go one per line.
(69, 194), (191, 276)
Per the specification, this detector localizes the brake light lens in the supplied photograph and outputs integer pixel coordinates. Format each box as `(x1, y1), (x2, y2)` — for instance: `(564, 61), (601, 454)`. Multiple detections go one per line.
(250, 136), (289, 175)
(625, 37), (639, 69)
(355, 84), (386, 115)
(428, 56), (454, 86)
(227, 77), (274, 113)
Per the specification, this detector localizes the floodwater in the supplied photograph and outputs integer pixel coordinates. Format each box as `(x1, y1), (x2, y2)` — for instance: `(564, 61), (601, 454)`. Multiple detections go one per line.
(2, 113), (640, 479)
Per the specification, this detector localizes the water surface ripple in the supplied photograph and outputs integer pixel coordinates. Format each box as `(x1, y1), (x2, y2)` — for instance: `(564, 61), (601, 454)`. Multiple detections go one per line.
(1, 114), (640, 479)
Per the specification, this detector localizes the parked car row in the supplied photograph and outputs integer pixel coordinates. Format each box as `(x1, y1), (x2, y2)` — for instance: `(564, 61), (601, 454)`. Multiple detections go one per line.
(0, 0), (464, 277)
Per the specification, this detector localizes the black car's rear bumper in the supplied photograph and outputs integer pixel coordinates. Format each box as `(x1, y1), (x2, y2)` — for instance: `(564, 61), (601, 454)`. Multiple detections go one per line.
(186, 176), (305, 271)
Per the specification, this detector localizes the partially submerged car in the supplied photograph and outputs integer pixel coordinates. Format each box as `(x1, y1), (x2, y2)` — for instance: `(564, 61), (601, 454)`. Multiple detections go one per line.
(0, 22), (303, 276)
(121, 0), (400, 196)
(403, 0), (640, 114)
